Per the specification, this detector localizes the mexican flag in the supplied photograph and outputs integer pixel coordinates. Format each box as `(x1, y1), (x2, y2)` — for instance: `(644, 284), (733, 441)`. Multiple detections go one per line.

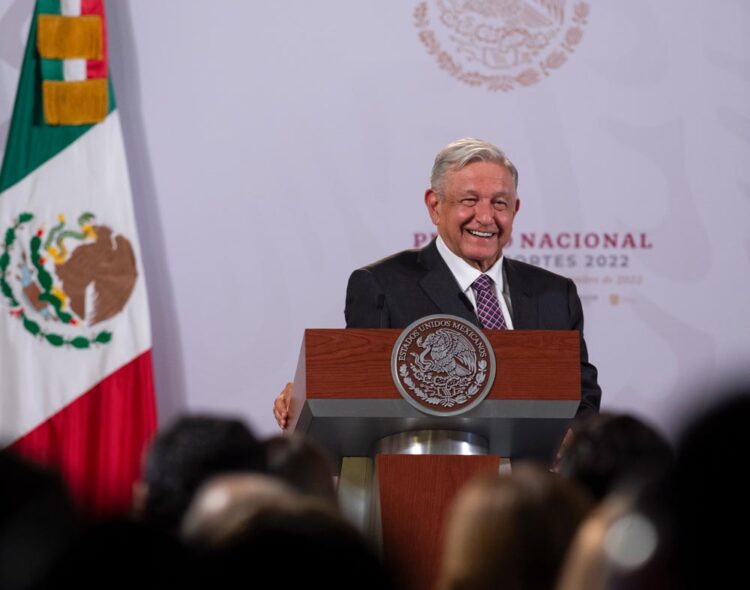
(0, 0), (156, 514)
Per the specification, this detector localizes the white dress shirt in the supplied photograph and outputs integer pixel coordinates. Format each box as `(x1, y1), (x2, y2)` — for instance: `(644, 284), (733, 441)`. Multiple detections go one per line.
(435, 235), (514, 329)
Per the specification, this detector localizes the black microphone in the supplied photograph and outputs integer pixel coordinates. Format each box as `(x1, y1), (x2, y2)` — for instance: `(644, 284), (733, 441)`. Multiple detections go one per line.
(376, 294), (387, 328)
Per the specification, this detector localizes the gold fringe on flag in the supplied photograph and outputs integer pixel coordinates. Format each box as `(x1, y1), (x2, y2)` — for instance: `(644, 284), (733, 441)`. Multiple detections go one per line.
(43, 79), (108, 125)
(37, 15), (103, 60)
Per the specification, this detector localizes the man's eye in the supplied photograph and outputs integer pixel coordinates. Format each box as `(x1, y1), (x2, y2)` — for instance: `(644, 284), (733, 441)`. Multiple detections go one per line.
(460, 199), (477, 206)
(493, 201), (508, 210)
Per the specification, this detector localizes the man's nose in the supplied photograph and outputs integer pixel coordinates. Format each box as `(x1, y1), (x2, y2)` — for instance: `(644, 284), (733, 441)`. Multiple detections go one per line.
(475, 199), (494, 224)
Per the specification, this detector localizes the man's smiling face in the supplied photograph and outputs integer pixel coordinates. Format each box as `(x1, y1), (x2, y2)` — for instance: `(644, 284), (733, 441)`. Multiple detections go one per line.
(425, 160), (520, 272)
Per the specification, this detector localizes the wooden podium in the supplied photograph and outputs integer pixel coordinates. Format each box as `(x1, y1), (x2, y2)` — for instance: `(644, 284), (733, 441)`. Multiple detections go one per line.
(289, 328), (580, 590)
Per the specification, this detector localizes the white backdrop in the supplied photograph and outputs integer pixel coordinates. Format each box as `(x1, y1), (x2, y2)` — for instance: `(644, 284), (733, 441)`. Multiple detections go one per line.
(1, 0), (748, 440)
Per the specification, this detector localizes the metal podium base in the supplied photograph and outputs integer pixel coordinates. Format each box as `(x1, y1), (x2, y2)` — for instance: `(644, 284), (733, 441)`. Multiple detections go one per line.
(374, 429), (489, 456)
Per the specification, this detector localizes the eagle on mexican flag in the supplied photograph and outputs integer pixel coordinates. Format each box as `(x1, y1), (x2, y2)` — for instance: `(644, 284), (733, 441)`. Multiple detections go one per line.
(0, 0), (156, 514)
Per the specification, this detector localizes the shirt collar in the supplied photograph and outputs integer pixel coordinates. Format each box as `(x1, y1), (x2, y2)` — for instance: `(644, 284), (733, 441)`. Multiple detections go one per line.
(435, 235), (505, 294)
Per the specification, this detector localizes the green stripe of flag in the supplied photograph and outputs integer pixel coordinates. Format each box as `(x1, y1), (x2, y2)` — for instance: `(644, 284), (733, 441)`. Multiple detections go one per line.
(40, 58), (64, 81)
(37, 0), (61, 15)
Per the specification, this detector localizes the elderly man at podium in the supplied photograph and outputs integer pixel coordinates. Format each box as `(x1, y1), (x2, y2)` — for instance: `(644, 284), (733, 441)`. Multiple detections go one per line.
(274, 138), (601, 431)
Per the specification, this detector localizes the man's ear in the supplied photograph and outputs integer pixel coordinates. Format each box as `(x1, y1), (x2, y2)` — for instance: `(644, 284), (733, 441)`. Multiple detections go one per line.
(514, 196), (521, 214)
(425, 189), (440, 225)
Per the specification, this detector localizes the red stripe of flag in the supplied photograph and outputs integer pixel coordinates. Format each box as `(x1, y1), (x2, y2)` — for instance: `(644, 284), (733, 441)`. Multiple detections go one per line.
(10, 351), (157, 516)
(82, 0), (107, 79)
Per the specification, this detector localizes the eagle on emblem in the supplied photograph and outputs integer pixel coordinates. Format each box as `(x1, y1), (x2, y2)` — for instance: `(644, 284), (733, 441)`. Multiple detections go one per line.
(412, 328), (477, 377)
(444, 0), (565, 27)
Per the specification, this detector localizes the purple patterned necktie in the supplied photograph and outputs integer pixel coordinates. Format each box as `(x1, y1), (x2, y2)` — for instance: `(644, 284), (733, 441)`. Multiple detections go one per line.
(471, 274), (507, 329)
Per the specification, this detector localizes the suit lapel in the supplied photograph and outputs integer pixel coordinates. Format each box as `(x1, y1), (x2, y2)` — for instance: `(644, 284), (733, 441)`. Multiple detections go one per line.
(418, 240), (479, 325)
(504, 258), (538, 329)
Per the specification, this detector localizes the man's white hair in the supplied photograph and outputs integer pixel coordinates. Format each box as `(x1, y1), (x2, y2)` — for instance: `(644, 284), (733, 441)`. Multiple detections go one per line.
(430, 137), (519, 193)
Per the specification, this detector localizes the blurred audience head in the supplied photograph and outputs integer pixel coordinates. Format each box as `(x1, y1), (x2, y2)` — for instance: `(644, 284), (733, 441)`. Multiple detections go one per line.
(438, 463), (593, 590)
(558, 383), (750, 590)
(138, 414), (266, 533)
(0, 451), (81, 590)
(670, 384), (750, 590)
(181, 473), (306, 546)
(555, 412), (673, 501)
(182, 473), (393, 590)
(40, 518), (197, 589)
(264, 433), (337, 506)
(556, 476), (674, 590)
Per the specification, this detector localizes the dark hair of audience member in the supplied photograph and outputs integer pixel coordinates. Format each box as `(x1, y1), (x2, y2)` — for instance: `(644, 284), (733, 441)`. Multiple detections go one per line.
(181, 473), (395, 589)
(670, 386), (750, 590)
(0, 451), (81, 590)
(264, 433), (337, 505)
(139, 415), (267, 534)
(207, 504), (395, 590)
(555, 412), (673, 501)
(38, 518), (200, 589)
(438, 463), (593, 590)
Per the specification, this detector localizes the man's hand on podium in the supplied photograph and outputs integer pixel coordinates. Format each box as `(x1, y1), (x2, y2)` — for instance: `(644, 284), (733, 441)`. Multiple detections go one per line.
(273, 382), (293, 430)
(550, 428), (574, 472)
